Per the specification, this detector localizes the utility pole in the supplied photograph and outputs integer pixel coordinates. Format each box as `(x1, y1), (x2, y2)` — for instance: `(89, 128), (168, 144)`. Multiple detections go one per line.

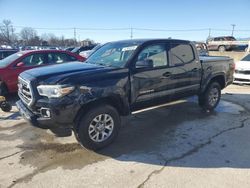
(231, 24), (236, 36)
(74, 28), (77, 45)
(208, 28), (211, 38)
(130, 27), (133, 39)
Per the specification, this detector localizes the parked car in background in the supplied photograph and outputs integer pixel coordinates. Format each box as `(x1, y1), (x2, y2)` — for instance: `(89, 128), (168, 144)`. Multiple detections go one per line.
(234, 53), (250, 84)
(0, 50), (85, 95)
(207, 36), (237, 52)
(0, 49), (18, 60)
(194, 42), (209, 56)
(65, 47), (75, 51)
(79, 44), (103, 58)
(235, 45), (249, 52)
(71, 45), (96, 55)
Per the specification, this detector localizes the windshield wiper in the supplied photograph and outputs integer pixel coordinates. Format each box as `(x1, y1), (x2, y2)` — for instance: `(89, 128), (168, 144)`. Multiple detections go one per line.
(96, 63), (112, 67)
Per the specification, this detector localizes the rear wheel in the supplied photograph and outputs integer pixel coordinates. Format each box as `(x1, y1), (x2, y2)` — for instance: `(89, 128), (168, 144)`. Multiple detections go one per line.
(75, 104), (121, 150)
(198, 82), (221, 111)
(218, 45), (226, 52)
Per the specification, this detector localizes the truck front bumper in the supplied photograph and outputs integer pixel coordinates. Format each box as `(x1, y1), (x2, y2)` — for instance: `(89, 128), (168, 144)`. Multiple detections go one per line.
(16, 100), (74, 136)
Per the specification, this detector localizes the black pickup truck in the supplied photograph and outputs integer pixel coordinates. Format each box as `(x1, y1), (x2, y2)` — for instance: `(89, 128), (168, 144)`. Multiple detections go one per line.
(16, 39), (235, 150)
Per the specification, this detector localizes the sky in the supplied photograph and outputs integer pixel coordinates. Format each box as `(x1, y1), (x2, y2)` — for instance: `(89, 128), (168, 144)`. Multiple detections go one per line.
(0, 0), (249, 43)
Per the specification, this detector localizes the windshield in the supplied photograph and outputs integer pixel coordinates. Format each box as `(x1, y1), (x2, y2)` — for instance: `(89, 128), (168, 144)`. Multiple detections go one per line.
(71, 47), (80, 53)
(225, 37), (236, 41)
(86, 42), (140, 68)
(0, 52), (22, 68)
(241, 54), (250, 61)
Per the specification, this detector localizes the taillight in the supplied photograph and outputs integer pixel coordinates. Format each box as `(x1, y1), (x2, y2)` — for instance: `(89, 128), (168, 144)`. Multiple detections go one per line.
(231, 62), (236, 71)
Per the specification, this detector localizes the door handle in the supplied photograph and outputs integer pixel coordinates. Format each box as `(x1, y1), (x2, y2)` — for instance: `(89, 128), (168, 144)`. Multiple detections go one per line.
(161, 72), (171, 79)
(192, 68), (198, 72)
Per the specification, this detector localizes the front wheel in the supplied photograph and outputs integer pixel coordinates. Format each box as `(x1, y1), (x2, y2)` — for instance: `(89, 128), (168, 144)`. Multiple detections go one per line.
(75, 104), (121, 151)
(198, 82), (221, 111)
(1, 102), (12, 112)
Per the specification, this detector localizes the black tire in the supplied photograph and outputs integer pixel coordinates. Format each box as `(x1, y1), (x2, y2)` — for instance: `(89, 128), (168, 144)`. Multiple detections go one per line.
(0, 82), (8, 96)
(75, 104), (121, 151)
(1, 102), (12, 112)
(198, 82), (221, 111)
(218, 45), (226, 52)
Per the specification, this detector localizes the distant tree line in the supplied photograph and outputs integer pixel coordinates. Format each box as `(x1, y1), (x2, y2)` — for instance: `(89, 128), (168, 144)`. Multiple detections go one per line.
(0, 19), (86, 47)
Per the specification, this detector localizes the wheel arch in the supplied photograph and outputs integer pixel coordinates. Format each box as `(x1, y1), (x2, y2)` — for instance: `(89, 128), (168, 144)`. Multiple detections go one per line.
(201, 74), (226, 93)
(74, 95), (130, 130)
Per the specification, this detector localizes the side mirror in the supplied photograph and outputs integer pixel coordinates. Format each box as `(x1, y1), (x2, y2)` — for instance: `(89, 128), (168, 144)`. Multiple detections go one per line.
(16, 62), (25, 67)
(136, 59), (153, 69)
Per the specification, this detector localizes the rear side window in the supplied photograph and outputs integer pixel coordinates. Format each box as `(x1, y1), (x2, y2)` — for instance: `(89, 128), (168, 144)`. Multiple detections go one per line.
(214, 37), (224, 41)
(170, 43), (195, 66)
(48, 53), (76, 64)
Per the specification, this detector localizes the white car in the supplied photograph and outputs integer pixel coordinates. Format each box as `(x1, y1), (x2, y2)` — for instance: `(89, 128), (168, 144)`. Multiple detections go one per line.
(234, 53), (250, 84)
(79, 44), (103, 58)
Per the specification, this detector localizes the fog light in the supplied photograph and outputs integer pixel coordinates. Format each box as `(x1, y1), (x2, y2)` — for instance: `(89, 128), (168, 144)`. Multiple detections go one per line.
(41, 108), (51, 118)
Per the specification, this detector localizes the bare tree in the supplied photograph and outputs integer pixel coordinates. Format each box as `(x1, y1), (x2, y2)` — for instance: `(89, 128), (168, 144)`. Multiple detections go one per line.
(0, 19), (16, 45)
(41, 33), (77, 46)
(20, 27), (39, 45)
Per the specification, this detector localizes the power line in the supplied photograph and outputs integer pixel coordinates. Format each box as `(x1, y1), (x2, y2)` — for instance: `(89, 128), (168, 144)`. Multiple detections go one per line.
(134, 28), (210, 32)
(10, 25), (250, 32)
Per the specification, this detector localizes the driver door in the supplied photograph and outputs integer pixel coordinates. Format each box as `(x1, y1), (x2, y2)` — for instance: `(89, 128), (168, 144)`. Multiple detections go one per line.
(130, 43), (175, 110)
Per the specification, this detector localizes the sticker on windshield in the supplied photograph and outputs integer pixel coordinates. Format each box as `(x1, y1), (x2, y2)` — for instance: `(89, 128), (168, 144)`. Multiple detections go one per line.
(122, 46), (138, 51)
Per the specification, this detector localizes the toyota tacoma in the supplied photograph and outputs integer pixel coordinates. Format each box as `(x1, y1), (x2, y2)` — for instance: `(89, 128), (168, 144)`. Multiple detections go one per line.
(16, 39), (235, 150)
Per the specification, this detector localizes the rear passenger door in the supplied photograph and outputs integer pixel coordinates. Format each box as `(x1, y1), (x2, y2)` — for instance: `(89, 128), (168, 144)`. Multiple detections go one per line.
(169, 42), (201, 97)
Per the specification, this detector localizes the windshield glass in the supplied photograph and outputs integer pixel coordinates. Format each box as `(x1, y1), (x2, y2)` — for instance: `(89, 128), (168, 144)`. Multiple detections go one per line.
(71, 47), (80, 53)
(86, 42), (141, 68)
(241, 54), (250, 61)
(0, 52), (22, 68)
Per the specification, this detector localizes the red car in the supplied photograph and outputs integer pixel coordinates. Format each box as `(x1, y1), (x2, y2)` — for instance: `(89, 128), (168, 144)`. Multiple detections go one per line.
(0, 50), (85, 95)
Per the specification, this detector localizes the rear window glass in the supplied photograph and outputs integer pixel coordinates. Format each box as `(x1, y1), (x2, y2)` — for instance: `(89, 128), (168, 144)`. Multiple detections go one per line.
(241, 54), (250, 61)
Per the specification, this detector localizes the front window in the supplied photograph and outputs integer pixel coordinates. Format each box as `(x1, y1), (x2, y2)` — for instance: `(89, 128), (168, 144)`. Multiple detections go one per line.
(21, 53), (46, 66)
(0, 52), (22, 68)
(136, 44), (168, 67)
(241, 54), (250, 61)
(86, 42), (141, 68)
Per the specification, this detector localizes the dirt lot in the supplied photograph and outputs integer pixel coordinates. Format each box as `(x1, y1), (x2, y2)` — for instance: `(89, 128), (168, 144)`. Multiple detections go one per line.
(0, 84), (250, 188)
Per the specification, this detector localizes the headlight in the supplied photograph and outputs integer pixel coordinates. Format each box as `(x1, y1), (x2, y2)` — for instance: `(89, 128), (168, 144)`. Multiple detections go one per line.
(37, 85), (75, 98)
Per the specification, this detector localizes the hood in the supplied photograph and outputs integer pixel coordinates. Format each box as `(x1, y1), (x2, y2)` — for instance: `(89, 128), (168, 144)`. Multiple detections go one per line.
(235, 61), (250, 70)
(20, 61), (126, 85)
(23, 61), (111, 78)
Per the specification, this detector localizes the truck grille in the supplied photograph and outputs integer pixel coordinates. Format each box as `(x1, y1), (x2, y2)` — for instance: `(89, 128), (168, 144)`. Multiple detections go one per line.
(18, 77), (33, 106)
